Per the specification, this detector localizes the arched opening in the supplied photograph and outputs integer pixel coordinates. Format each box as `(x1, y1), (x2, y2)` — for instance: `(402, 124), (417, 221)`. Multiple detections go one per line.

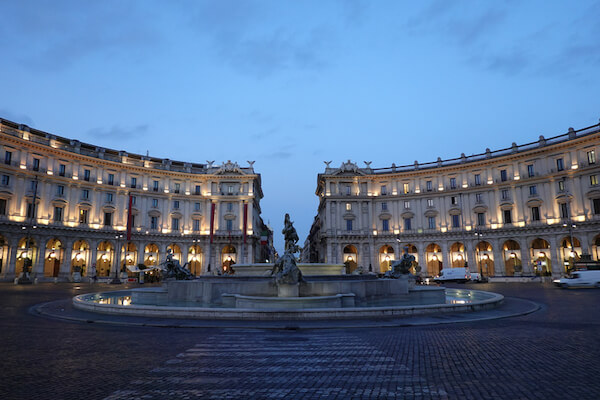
(144, 243), (159, 267)
(425, 243), (442, 276)
(0, 235), (8, 274)
(450, 242), (466, 268)
(96, 241), (114, 277)
(71, 240), (89, 275)
(123, 242), (138, 277)
(44, 238), (63, 277)
(531, 238), (551, 276)
(343, 245), (358, 274)
(503, 240), (521, 276)
(475, 241), (494, 277)
(594, 234), (600, 261)
(188, 245), (203, 276)
(560, 236), (581, 273)
(222, 245), (236, 274)
(16, 237), (37, 277)
(378, 245), (395, 273)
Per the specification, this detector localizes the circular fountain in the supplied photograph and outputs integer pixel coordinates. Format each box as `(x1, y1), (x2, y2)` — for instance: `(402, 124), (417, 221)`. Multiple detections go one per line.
(72, 214), (504, 321)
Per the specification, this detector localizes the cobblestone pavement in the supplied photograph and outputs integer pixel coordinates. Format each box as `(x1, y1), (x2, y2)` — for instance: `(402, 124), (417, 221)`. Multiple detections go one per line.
(0, 282), (599, 399)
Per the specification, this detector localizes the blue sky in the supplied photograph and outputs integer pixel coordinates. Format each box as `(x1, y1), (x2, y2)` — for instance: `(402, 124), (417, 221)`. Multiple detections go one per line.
(1, 1), (599, 251)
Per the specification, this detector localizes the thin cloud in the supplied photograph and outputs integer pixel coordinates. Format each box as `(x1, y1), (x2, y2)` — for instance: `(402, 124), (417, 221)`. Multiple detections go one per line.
(86, 124), (149, 140)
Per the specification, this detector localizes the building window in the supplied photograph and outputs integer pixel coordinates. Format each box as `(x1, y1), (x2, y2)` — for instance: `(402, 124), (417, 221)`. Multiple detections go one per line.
(104, 212), (112, 226)
(428, 216), (436, 229)
(4, 151), (12, 165)
(79, 209), (88, 224)
(560, 203), (569, 219)
(346, 185), (351, 195)
(500, 169), (507, 182)
(32, 158), (40, 171)
(130, 215), (136, 228)
(380, 185), (387, 195)
(557, 158), (564, 171)
(0, 199), (5, 215)
(527, 164), (535, 177)
(83, 169), (90, 181)
(106, 193), (113, 203)
(450, 177), (457, 189)
(531, 206), (540, 221)
(150, 216), (158, 230)
(224, 203), (231, 212)
(194, 202), (201, 212)
(381, 202), (388, 211)
(474, 174), (481, 186)
(591, 175), (598, 186)
(193, 219), (200, 231)
(452, 214), (460, 228)
(382, 219), (389, 231)
(53, 207), (63, 222)
(345, 203), (352, 211)
(56, 185), (64, 196)
(451, 196), (458, 205)
(503, 209), (512, 224)
(1, 175), (9, 186)
(131, 196), (137, 205)
(427, 199), (434, 207)
(501, 189), (509, 200)
(404, 218), (412, 231)
(477, 212), (485, 226)
(172, 218), (180, 231)
(153, 180), (159, 192)
(59, 164), (66, 177)
(404, 201), (410, 209)
(82, 189), (89, 200)
(226, 219), (233, 231)
(174, 183), (180, 194)
(173, 200), (180, 209)
(426, 180), (432, 191)
(476, 193), (482, 203)
(195, 185), (201, 195)
(26, 202), (36, 219)
(107, 173), (114, 186)
(228, 185), (234, 194)
(403, 183), (410, 194)
(529, 185), (537, 196)
(558, 180), (565, 192)
(587, 150), (596, 165)
(152, 199), (158, 208)
(346, 219), (353, 231)
(593, 198), (600, 215)
(131, 177), (137, 188)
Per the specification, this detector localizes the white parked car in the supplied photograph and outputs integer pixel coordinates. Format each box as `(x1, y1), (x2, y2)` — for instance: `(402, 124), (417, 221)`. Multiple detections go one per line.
(554, 270), (600, 288)
(469, 272), (483, 282)
(433, 267), (471, 283)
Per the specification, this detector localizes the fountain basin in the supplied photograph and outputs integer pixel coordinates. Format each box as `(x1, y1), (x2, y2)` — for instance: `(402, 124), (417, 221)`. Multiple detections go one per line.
(222, 293), (356, 309)
(72, 288), (503, 321)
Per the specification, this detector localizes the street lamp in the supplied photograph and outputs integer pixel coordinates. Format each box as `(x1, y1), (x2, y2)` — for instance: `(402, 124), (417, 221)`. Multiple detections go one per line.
(473, 230), (484, 278)
(110, 234), (124, 284)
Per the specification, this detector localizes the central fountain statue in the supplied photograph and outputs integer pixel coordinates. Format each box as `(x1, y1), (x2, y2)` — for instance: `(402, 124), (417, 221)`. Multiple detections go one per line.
(271, 213), (304, 295)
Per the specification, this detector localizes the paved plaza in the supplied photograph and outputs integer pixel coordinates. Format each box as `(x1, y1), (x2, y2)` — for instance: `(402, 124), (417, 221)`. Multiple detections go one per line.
(0, 282), (599, 399)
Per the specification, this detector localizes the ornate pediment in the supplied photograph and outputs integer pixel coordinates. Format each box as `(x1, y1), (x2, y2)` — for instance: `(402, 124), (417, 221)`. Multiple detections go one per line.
(331, 160), (367, 176)
(214, 160), (245, 175)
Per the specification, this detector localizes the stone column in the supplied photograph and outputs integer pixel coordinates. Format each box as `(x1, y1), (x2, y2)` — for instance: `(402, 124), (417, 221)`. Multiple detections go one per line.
(32, 239), (45, 278)
(5, 237), (18, 279)
(520, 237), (532, 275)
(417, 241), (426, 277)
(491, 238), (504, 276)
(60, 239), (74, 280)
(550, 236), (561, 276)
(441, 241), (449, 270)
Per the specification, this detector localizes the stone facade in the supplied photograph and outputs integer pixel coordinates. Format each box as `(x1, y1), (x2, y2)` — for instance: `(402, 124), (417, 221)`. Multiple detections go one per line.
(306, 122), (600, 278)
(0, 118), (270, 281)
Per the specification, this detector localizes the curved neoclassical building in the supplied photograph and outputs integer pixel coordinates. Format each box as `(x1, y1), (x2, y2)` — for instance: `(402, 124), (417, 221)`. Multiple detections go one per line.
(0, 118), (271, 281)
(306, 122), (600, 278)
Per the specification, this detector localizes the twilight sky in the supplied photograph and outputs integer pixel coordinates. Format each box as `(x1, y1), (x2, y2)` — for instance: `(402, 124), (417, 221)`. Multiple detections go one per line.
(1, 0), (599, 251)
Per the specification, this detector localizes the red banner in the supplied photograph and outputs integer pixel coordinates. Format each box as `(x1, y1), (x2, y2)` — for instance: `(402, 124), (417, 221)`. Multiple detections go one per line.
(243, 203), (248, 244)
(210, 202), (215, 243)
(126, 194), (133, 241)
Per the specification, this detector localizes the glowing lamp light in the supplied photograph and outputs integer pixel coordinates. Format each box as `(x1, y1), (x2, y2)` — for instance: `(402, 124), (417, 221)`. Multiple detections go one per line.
(432, 255), (438, 261)
(385, 255), (390, 261)
(48, 251), (56, 259)
(101, 254), (109, 261)
(226, 256), (232, 262)
(75, 252), (83, 261)
(347, 256), (353, 262)
(457, 254), (463, 260)
(20, 251), (28, 259)
(570, 251), (576, 258)
(510, 252), (517, 259)
(483, 254), (490, 260)
(538, 252), (546, 258)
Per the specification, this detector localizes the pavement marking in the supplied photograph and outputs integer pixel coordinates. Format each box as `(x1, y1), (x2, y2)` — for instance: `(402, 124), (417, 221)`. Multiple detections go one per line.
(103, 332), (448, 399)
